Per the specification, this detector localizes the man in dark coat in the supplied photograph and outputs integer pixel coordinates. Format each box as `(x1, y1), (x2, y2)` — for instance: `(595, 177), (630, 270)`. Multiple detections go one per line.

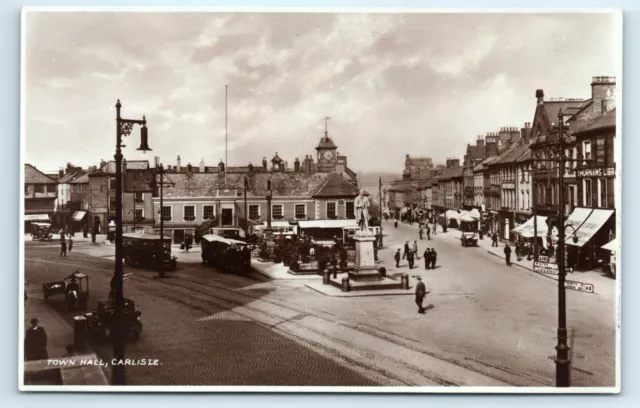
(430, 249), (438, 270)
(423, 248), (431, 270)
(60, 239), (67, 257)
(492, 233), (498, 247)
(415, 277), (427, 314)
(394, 249), (401, 268)
(504, 244), (512, 266)
(407, 249), (415, 269)
(403, 241), (410, 260)
(68, 235), (73, 252)
(394, 219), (398, 229)
(25, 318), (48, 361)
(426, 225), (431, 240)
(419, 226), (423, 240)
(65, 277), (80, 311)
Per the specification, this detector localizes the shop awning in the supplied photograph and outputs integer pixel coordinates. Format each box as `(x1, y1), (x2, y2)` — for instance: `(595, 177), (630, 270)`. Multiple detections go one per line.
(445, 210), (460, 220)
(297, 219), (358, 229)
(24, 214), (50, 222)
(567, 208), (614, 247)
(459, 214), (477, 223)
(468, 208), (481, 219)
(400, 207), (410, 215)
(511, 215), (548, 238)
(602, 238), (618, 252)
(72, 211), (87, 222)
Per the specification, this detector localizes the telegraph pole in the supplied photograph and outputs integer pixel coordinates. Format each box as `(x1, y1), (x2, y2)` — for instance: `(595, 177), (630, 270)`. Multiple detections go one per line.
(379, 177), (384, 247)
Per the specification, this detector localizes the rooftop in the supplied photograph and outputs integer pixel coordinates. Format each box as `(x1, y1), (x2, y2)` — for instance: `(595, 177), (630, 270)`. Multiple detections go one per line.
(25, 164), (58, 184)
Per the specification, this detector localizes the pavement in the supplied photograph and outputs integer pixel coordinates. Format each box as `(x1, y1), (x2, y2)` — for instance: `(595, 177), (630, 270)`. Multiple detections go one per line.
(23, 289), (109, 385)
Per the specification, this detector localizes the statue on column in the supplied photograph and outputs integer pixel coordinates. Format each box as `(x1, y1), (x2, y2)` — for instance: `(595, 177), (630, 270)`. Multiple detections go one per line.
(354, 189), (370, 233)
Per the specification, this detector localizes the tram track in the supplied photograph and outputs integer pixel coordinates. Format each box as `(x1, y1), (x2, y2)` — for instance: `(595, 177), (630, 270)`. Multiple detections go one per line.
(25, 254), (542, 387)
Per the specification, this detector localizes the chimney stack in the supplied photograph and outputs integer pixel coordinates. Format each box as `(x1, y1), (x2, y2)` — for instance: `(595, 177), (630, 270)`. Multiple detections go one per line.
(199, 158), (205, 173)
(536, 89), (544, 105)
(177, 155), (181, 171)
(262, 157), (267, 170)
(218, 159), (225, 175)
(187, 163), (192, 173)
(248, 162), (254, 173)
(294, 158), (300, 172)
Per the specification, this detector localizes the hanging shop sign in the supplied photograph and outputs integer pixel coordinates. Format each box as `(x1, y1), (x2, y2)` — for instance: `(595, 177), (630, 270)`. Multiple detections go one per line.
(533, 260), (559, 275)
(565, 280), (595, 294)
(575, 166), (615, 178)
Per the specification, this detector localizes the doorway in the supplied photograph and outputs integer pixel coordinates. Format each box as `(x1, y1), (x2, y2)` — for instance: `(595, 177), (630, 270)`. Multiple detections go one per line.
(221, 208), (233, 226)
(173, 229), (184, 245)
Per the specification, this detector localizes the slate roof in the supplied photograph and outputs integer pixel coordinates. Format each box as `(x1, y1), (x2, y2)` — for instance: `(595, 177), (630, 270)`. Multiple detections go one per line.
(543, 100), (588, 123)
(160, 171), (342, 199)
(494, 144), (530, 166)
(406, 156), (433, 167)
(574, 108), (616, 135)
(516, 149), (532, 163)
(25, 164), (58, 184)
(436, 166), (464, 181)
(58, 171), (82, 184)
(388, 179), (414, 192)
(92, 160), (150, 175)
(70, 173), (90, 184)
(312, 172), (359, 198)
(473, 155), (499, 172)
(466, 145), (486, 160)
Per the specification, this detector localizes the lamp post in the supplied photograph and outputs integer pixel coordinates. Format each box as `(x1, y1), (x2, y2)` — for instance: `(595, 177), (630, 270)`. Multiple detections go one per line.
(153, 158), (174, 279)
(244, 177), (248, 236)
(265, 180), (273, 242)
(114, 100), (151, 385)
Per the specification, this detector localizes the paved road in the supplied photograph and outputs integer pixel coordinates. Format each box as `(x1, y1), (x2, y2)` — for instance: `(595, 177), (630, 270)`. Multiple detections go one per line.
(25, 243), (378, 386)
(25, 225), (616, 387)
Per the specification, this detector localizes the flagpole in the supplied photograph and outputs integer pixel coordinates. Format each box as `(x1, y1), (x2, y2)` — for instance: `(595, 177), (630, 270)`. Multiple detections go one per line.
(225, 84), (228, 185)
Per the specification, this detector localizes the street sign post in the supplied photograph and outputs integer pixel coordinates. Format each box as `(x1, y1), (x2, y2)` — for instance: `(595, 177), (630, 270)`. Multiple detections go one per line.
(533, 260), (559, 275)
(565, 280), (594, 293)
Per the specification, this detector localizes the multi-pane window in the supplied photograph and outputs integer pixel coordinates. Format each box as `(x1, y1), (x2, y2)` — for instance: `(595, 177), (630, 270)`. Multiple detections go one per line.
(599, 179), (607, 208)
(584, 179), (592, 207)
(134, 192), (143, 203)
(134, 209), (143, 220)
(248, 204), (260, 220)
(161, 206), (172, 221)
(24, 185), (29, 195)
(346, 201), (355, 219)
(46, 184), (56, 193)
(184, 205), (195, 221)
(327, 202), (337, 219)
(203, 205), (214, 220)
(583, 141), (592, 162)
(109, 178), (117, 191)
(294, 204), (306, 219)
(596, 138), (606, 165)
(109, 197), (117, 212)
(272, 204), (284, 219)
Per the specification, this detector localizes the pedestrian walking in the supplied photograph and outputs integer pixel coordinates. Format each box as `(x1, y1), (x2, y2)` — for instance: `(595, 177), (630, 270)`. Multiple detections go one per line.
(426, 225), (431, 240)
(68, 235), (73, 252)
(415, 277), (427, 314)
(185, 234), (193, 253)
(407, 250), (415, 269)
(83, 224), (88, 239)
(413, 240), (420, 260)
(60, 239), (67, 257)
(432, 223), (437, 235)
(25, 318), (48, 361)
(504, 244), (512, 266)
(394, 219), (398, 229)
(423, 248), (431, 270)
(394, 249), (401, 268)
(431, 248), (438, 269)
(491, 233), (498, 247)
(419, 226), (423, 240)
(402, 241), (410, 260)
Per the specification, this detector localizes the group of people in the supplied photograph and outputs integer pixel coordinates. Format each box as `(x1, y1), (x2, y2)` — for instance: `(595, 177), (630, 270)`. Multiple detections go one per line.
(418, 224), (432, 240)
(393, 240), (438, 270)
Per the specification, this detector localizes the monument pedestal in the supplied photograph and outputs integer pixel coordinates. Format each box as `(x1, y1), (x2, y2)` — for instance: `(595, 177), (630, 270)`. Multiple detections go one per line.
(348, 232), (382, 282)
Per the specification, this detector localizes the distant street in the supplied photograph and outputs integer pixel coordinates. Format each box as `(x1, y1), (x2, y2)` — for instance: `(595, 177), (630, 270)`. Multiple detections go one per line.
(25, 224), (616, 386)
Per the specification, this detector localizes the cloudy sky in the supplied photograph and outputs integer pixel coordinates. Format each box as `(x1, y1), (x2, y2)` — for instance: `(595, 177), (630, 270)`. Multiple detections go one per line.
(24, 11), (620, 174)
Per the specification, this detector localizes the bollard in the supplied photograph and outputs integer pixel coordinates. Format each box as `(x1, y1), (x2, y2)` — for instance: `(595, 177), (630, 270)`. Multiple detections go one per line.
(341, 277), (351, 293)
(73, 315), (87, 351)
(323, 270), (330, 285)
(401, 274), (409, 290)
(379, 267), (387, 277)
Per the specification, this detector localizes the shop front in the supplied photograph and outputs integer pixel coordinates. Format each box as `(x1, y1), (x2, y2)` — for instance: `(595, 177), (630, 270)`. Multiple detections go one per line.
(565, 207), (615, 271)
(24, 214), (51, 233)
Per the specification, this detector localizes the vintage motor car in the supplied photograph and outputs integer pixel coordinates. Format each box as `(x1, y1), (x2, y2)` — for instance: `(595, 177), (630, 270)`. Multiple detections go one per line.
(459, 218), (479, 247)
(42, 271), (89, 310)
(123, 233), (177, 271)
(201, 234), (251, 274)
(85, 298), (142, 341)
(31, 223), (54, 241)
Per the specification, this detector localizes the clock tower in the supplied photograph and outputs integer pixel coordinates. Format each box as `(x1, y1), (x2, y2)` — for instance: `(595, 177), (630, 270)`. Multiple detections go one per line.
(315, 117), (338, 173)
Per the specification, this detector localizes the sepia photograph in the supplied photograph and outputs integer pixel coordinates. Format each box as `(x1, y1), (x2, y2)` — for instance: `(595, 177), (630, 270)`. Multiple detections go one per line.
(20, 8), (621, 392)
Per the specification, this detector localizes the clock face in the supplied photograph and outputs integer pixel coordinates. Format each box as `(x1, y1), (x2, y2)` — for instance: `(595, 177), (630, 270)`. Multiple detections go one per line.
(323, 150), (335, 161)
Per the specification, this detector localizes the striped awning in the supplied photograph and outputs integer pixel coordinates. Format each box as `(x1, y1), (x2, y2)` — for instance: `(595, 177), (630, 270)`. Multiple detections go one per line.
(72, 211), (87, 222)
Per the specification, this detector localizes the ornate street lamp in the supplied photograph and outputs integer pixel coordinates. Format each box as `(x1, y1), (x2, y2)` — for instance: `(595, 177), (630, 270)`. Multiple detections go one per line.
(113, 100), (151, 386)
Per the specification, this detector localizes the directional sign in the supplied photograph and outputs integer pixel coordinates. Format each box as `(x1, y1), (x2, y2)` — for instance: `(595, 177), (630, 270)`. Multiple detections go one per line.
(123, 273), (134, 281)
(565, 280), (595, 294)
(538, 255), (550, 263)
(533, 261), (559, 275)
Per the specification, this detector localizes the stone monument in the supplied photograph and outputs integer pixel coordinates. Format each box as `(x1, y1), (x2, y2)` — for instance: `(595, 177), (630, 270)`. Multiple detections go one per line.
(349, 190), (382, 281)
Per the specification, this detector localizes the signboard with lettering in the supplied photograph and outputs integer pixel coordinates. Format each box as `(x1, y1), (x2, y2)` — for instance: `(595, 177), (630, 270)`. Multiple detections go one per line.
(538, 255), (549, 262)
(123, 273), (134, 280)
(575, 166), (615, 178)
(533, 260), (559, 275)
(565, 280), (594, 293)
